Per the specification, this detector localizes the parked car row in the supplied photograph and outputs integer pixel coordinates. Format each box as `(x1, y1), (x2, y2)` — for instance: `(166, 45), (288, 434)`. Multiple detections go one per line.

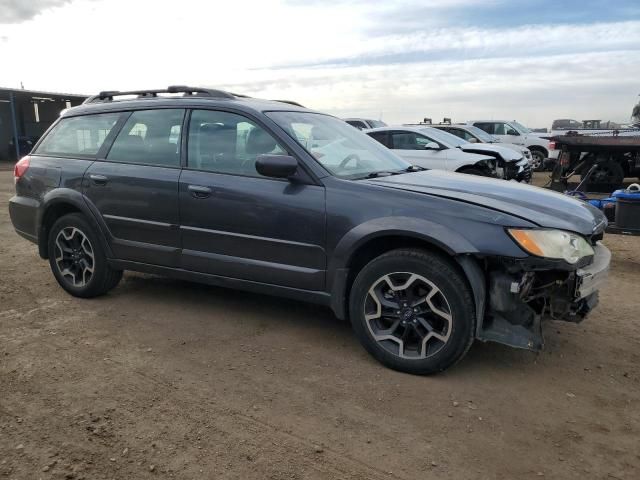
(345, 118), (553, 177)
(364, 126), (532, 183)
(9, 86), (611, 375)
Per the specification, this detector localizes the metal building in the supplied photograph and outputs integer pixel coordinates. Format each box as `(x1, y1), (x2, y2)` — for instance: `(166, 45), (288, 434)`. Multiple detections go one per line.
(0, 87), (87, 164)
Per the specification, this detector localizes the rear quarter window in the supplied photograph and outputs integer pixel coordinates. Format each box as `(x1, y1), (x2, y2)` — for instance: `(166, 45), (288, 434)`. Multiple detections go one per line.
(35, 113), (121, 157)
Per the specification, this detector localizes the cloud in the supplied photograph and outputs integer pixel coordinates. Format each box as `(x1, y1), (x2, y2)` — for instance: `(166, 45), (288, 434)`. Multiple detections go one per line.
(0, 0), (72, 24)
(0, 0), (638, 127)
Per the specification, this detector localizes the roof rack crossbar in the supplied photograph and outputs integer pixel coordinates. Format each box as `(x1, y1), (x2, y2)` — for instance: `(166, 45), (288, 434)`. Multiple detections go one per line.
(83, 85), (235, 104)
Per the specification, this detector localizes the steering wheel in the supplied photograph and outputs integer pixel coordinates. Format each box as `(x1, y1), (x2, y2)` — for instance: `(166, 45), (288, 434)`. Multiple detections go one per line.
(338, 153), (362, 170)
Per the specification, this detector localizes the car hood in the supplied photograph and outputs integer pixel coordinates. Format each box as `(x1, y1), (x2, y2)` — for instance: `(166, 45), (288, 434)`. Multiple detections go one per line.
(363, 170), (606, 235)
(497, 142), (529, 154)
(458, 143), (522, 162)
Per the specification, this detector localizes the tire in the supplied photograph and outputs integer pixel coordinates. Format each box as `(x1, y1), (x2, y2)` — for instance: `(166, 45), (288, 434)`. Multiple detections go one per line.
(530, 149), (545, 171)
(349, 249), (475, 375)
(47, 213), (122, 298)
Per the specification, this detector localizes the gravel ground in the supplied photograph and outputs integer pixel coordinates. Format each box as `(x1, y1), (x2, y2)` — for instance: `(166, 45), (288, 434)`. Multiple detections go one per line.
(1, 169), (639, 479)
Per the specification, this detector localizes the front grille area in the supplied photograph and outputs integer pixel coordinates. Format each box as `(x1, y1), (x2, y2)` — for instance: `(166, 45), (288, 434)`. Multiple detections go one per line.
(505, 162), (532, 183)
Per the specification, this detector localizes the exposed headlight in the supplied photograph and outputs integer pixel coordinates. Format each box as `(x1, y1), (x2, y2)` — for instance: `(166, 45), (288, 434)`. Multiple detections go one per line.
(508, 229), (594, 264)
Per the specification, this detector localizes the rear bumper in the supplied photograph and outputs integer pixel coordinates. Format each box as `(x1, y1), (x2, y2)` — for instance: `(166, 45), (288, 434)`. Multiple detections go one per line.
(8, 195), (40, 244)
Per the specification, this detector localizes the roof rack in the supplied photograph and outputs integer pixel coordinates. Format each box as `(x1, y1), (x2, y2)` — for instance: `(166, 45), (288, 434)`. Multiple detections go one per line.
(83, 85), (236, 104)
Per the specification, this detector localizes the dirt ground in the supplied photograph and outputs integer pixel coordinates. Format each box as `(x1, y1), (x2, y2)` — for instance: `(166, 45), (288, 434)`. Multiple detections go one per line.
(1, 169), (639, 480)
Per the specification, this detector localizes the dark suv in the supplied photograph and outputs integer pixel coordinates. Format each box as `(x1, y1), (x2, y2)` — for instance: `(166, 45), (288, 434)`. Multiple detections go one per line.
(9, 86), (611, 374)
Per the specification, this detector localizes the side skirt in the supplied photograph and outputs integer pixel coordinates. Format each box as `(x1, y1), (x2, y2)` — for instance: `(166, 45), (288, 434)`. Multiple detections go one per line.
(108, 259), (333, 310)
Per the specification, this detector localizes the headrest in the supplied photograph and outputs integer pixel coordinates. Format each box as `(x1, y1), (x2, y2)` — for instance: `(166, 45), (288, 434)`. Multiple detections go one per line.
(246, 128), (276, 155)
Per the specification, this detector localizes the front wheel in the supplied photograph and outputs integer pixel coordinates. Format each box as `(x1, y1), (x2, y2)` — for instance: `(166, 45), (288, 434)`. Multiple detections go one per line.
(349, 249), (475, 375)
(530, 150), (545, 171)
(48, 213), (122, 298)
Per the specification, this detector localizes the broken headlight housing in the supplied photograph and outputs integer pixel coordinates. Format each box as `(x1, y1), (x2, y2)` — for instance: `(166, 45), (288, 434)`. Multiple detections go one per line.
(508, 229), (594, 264)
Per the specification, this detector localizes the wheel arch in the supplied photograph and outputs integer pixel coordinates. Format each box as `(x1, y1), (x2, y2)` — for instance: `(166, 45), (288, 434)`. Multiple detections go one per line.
(328, 218), (483, 321)
(528, 145), (549, 158)
(38, 189), (112, 260)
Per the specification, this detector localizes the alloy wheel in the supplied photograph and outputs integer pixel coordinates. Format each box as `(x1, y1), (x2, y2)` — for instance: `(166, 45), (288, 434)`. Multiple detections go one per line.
(364, 272), (453, 359)
(531, 151), (544, 170)
(54, 227), (95, 287)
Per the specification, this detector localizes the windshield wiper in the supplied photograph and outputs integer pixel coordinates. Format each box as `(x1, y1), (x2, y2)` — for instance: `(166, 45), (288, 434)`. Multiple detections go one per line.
(365, 171), (397, 178)
(355, 165), (425, 180)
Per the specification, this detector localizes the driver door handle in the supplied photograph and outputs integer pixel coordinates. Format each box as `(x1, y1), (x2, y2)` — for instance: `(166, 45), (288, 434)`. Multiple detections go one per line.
(188, 184), (212, 199)
(89, 174), (108, 185)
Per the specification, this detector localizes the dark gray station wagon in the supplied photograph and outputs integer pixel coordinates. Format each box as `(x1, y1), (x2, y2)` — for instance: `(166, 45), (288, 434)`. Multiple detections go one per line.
(9, 86), (611, 374)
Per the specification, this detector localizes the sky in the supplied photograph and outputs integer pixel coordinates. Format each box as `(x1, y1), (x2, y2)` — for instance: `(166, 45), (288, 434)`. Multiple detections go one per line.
(1, 0), (639, 127)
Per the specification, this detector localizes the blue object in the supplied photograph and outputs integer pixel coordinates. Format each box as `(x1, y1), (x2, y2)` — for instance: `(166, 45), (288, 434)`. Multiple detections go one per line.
(588, 198), (616, 209)
(612, 189), (640, 201)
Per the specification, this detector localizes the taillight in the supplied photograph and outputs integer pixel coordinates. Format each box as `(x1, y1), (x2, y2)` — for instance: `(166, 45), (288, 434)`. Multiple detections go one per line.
(14, 156), (30, 182)
(548, 141), (556, 150)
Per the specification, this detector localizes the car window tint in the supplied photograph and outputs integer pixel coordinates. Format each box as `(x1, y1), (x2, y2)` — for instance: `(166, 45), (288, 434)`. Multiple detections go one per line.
(36, 113), (120, 157)
(493, 123), (507, 135)
(368, 131), (390, 147)
(346, 120), (367, 130)
(107, 109), (184, 167)
(188, 110), (286, 177)
(474, 123), (494, 135)
(453, 129), (474, 141)
(390, 132), (419, 149)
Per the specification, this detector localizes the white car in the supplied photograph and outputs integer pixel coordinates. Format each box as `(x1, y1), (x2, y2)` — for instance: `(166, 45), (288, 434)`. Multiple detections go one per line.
(365, 126), (531, 181)
(344, 118), (387, 130)
(429, 124), (533, 164)
(466, 120), (552, 171)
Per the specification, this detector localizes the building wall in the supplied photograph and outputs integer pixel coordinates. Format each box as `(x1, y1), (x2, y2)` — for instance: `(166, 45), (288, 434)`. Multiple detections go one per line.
(0, 102), (14, 161)
(0, 91), (86, 162)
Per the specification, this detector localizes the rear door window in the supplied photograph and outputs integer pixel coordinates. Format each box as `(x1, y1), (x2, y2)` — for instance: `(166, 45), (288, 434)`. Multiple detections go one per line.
(35, 113), (121, 157)
(474, 123), (495, 135)
(346, 120), (367, 130)
(368, 131), (390, 147)
(106, 109), (185, 167)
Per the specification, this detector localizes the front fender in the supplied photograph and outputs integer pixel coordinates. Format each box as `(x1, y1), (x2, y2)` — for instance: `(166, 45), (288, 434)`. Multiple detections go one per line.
(329, 216), (479, 274)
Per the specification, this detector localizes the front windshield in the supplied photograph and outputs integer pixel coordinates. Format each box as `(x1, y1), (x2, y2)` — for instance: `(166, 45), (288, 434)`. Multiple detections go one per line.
(463, 125), (496, 142)
(420, 127), (467, 147)
(266, 111), (409, 178)
(511, 121), (532, 134)
(368, 120), (387, 128)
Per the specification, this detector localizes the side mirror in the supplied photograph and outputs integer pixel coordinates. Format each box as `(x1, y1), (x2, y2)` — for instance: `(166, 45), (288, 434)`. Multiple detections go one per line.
(506, 129), (519, 136)
(424, 142), (440, 150)
(255, 154), (298, 179)
(468, 137), (478, 143)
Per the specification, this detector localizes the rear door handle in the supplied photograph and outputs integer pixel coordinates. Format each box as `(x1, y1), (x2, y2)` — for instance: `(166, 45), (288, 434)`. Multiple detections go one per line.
(188, 184), (212, 199)
(89, 174), (108, 185)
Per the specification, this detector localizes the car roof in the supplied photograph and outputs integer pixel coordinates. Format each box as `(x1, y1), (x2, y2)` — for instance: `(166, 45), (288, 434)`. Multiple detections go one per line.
(364, 125), (435, 134)
(61, 87), (316, 118)
(467, 120), (511, 123)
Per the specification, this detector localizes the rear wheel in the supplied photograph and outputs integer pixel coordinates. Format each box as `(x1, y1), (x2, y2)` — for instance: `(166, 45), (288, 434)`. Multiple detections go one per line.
(349, 249), (475, 375)
(48, 213), (122, 298)
(589, 160), (625, 185)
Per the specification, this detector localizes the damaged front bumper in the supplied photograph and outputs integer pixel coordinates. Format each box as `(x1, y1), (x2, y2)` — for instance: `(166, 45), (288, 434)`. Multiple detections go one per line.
(478, 244), (611, 350)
